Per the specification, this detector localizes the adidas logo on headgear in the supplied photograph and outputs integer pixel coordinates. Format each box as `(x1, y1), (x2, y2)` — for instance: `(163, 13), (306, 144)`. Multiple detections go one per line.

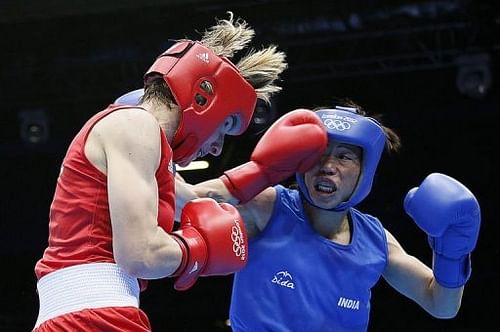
(196, 52), (209, 63)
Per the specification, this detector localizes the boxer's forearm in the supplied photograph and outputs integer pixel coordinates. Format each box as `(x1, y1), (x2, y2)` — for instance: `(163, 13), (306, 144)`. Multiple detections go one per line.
(192, 178), (239, 205)
(175, 177), (198, 221)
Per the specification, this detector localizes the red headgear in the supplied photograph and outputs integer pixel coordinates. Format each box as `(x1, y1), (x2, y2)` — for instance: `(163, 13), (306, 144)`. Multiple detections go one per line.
(145, 40), (257, 165)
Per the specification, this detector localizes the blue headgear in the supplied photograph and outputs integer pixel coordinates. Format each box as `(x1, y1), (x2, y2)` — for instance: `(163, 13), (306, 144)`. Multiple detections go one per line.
(114, 88), (144, 105)
(295, 107), (386, 211)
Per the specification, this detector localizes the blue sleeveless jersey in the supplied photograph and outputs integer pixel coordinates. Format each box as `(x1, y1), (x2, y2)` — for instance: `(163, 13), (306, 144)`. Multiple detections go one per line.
(230, 185), (388, 332)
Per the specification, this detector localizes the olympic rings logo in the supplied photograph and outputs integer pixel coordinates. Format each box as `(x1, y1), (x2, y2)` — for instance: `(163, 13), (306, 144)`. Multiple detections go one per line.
(324, 118), (351, 131)
(231, 220), (246, 261)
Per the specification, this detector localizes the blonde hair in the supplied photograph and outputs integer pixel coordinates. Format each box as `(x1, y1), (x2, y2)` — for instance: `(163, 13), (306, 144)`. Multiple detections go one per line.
(200, 11), (288, 104)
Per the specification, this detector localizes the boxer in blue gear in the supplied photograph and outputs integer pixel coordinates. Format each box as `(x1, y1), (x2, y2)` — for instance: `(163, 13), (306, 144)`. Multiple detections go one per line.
(114, 88), (143, 105)
(176, 100), (481, 331)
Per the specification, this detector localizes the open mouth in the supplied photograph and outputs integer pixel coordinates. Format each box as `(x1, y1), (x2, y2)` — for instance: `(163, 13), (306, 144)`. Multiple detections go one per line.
(314, 179), (337, 194)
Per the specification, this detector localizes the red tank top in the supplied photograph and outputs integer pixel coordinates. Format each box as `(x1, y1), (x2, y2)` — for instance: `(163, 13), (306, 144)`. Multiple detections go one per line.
(35, 105), (176, 279)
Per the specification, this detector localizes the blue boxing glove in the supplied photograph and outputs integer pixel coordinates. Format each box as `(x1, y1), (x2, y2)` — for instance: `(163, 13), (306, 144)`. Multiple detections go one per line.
(404, 173), (481, 288)
(114, 88), (144, 105)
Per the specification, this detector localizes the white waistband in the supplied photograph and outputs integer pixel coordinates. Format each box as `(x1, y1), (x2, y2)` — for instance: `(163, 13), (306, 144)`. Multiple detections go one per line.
(35, 263), (140, 328)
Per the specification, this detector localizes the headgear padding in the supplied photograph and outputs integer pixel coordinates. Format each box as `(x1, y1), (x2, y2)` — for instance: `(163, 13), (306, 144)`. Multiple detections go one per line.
(114, 88), (144, 105)
(296, 108), (386, 211)
(144, 40), (257, 166)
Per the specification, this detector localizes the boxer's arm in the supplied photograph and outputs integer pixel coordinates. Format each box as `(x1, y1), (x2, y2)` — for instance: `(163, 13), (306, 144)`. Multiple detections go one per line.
(186, 179), (276, 238)
(383, 230), (463, 318)
(93, 109), (182, 279)
(192, 178), (239, 205)
(220, 109), (327, 203)
(175, 173), (199, 222)
(175, 176), (234, 223)
(234, 187), (276, 237)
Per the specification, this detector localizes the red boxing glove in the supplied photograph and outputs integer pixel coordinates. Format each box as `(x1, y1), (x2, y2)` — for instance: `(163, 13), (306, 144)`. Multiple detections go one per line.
(170, 198), (247, 291)
(220, 109), (328, 203)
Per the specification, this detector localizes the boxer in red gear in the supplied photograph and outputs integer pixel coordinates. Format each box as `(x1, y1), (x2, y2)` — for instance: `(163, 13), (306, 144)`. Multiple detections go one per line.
(33, 12), (287, 331)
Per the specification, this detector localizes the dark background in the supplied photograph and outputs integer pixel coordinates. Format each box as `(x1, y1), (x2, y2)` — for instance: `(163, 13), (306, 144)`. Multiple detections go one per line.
(1, 0), (499, 331)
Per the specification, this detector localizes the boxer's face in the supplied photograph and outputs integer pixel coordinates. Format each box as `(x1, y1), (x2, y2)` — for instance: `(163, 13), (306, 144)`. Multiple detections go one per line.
(303, 142), (361, 209)
(190, 115), (240, 161)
